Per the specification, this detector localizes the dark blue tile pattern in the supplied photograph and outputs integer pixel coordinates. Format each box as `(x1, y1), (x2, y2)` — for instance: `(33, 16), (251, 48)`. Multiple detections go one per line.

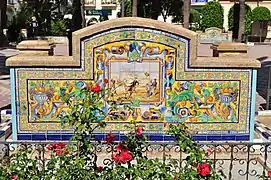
(16, 133), (251, 141)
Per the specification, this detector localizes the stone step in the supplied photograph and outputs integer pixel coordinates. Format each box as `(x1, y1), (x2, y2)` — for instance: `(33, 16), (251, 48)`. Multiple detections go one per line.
(255, 121), (271, 140)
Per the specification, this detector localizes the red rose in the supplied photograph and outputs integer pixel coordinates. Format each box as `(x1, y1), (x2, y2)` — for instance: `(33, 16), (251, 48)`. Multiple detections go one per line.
(115, 143), (127, 152)
(47, 143), (67, 155)
(47, 143), (66, 151)
(47, 144), (56, 151)
(12, 175), (17, 180)
(97, 166), (103, 172)
(268, 171), (271, 177)
(136, 127), (143, 136)
(91, 83), (101, 93)
(112, 153), (121, 163)
(197, 162), (211, 177)
(119, 149), (132, 163)
(103, 78), (108, 84)
(55, 143), (66, 149)
(105, 133), (115, 144)
(112, 143), (132, 164)
(56, 149), (64, 156)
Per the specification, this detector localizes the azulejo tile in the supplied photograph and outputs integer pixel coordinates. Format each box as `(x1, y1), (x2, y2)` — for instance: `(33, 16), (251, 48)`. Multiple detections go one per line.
(13, 26), (254, 141)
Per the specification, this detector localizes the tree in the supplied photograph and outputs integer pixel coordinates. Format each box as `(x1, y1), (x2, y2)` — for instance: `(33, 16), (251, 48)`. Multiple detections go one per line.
(1, 0), (7, 29)
(132, 0), (138, 17)
(14, 0), (70, 35)
(161, 0), (183, 22)
(72, 0), (82, 30)
(150, 0), (161, 20)
(238, 0), (245, 42)
(0, 0), (7, 46)
(190, 9), (200, 31)
(183, 0), (191, 28)
(228, 3), (252, 40)
(201, 1), (224, 30)
(80, 0), (86, 27)
(119, 0), (182, 21)
(118, 0), (132, 17)
(252, 6), (271, 22)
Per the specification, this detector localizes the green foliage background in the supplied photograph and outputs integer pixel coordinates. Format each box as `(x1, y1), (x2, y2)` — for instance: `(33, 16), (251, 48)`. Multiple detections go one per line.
(201, 1), (224, 30)
(228, 3), (252, 38)
(51, 19), (68, 36)
(189, 9), (201, 31)
(252, 6), (271, 22)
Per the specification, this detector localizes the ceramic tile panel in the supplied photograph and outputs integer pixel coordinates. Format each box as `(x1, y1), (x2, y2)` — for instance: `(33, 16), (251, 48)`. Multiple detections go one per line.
(13, 27), (254, 140)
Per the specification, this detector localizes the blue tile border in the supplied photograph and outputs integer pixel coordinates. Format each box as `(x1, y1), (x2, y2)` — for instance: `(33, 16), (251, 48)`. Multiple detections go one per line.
(18, 134), (31, 140)
(193, 136), (207, 141)
(62, 134), (73, 140)
(32, 134), (46, 140)
(16, 133), (251, 141)
(47, 134), (62, 141)
(207, 135), (222, 141)
(236, 135), (250, 141)
(221, 135), (236, 141)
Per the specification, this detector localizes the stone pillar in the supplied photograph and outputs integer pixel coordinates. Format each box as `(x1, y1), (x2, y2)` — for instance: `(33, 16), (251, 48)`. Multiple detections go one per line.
(266, 24), (271, 42)
(211, 42), (248, 57)
(16, 40), (55, 56)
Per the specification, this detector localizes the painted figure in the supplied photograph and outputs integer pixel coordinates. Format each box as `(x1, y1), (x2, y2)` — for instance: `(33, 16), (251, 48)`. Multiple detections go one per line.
(146, 83), (152, 97)
(165, 56), (174, 70)
(127, 80), (139, 97)
(96, 55), (105, 70)
(165, 71), (173, 88)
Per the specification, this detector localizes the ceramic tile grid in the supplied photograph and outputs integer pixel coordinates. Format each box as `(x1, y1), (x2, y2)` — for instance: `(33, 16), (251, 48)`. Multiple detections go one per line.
(13, 27), (253, 141)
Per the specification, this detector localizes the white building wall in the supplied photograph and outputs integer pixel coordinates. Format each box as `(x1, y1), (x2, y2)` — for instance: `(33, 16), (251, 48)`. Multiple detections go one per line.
(85, 0), (120, 23)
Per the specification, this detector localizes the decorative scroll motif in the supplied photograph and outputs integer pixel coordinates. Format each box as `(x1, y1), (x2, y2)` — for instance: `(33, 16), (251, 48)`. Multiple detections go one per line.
(15, 28), (252, 136)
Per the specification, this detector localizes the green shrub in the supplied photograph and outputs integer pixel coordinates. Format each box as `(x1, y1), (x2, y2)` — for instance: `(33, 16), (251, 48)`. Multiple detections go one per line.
(190, 9), (201, 31)
(7, 4), (32, 42)
(252, 6), (271, 22)
(201, 1), (224, 30)
(190, 9), (200, 23)
(228, 3), (252, 37)
(51, 19), (68, 36)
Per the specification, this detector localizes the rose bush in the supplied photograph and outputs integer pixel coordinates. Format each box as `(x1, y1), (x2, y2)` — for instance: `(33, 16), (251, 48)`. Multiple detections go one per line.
(0, 80), (226, 179)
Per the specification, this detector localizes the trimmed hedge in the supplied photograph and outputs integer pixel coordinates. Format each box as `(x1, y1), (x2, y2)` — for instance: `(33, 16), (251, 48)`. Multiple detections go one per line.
(252, 6), (271, 22)
(201, 1), (224, 30)
(190, 9), (200, 24)
(228, 3), (252, 38)
(189, 9), (200, 31)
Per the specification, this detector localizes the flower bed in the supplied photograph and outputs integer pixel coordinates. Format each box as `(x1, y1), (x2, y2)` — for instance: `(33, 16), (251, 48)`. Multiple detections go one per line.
(0, 80), (266, 179)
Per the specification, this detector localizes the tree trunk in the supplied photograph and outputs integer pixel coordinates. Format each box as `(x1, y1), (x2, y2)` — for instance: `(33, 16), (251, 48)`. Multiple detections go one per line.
(151, 0), (161, 20)
(1, 0), (7, 29)
(238, 0), (245, 42)
(0, 0), (7, 46)
(132, 0), (138, 17)
(81, 0), (85, 27)
(183, 0), (190, 29)
(72, 0), (82, 30)
(121, 0), (125, 17)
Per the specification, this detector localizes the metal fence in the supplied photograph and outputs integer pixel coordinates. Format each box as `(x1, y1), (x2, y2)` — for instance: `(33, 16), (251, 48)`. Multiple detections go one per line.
(1, 141), (271, 180)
